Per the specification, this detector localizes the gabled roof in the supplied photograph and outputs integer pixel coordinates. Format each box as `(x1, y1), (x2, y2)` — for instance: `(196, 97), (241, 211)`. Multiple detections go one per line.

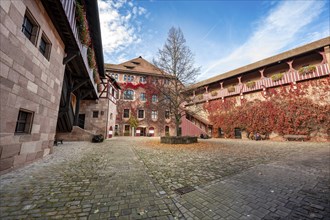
(105, 56), (171, 77)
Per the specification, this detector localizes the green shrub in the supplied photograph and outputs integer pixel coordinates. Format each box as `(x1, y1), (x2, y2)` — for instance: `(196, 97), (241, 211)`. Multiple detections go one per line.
(298, 65), (316, 75)
(227, 86), (235, 93)
(246, 81), (256, 88)
(271, 73), (284, 82)
(211, 91), (218, 96)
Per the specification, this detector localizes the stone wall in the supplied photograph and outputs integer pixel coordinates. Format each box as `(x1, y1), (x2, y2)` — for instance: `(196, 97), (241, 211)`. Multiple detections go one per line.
(106, 98), (117, 138)
(79, 99), (108, 137)
(0, 0), (65, 173)
(56, 126), (95, 142)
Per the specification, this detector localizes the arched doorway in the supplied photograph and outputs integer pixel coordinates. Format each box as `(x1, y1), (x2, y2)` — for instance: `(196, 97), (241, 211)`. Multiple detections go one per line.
(149, 127), (155, 137)
(108, 126), (113, 138)
(165, 126), (170, 136)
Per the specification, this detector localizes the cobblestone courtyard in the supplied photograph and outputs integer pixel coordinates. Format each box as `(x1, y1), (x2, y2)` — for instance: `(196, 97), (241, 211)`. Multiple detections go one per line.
(0, 137), (329, 219)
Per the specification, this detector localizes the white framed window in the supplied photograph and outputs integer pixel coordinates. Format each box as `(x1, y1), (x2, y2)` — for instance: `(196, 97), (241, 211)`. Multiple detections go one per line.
(152, 94), (158, 103)
(138, 109), (145, 119)
(111, 73), (118, 80)
(151, 110), (158, 120)
(140, 76), (146, 83)
(140, 93), (146, 101)
(128, 75), (134, 82)
(123, 109), (130, 118)
(123, 90), (134, 100)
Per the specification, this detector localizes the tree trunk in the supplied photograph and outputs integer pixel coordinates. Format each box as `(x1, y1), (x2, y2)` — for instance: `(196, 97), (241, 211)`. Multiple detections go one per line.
(175, 118), (180, 136)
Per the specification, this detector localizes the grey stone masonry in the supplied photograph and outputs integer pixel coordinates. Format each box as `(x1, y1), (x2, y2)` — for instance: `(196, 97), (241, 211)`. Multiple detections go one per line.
(0, 138), (329, 219)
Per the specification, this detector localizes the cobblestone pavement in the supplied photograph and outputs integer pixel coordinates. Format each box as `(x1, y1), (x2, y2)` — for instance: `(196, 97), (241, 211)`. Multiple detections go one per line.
(0, 139), (182, 220)
(134, 139), (330, 219)
(0, 137), (329, 219)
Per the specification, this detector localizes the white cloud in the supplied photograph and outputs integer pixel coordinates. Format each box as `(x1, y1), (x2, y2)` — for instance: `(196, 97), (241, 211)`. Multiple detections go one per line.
(98, 0), (147, 63)
(198, 0), (328, 81)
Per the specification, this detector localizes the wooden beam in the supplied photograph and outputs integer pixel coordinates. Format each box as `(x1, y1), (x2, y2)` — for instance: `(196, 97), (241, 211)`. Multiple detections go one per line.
(81, 90), (93, 99)
(63, 51), (80, 65)
(73, 92), (81, 126)
(72, 79), (89, 92)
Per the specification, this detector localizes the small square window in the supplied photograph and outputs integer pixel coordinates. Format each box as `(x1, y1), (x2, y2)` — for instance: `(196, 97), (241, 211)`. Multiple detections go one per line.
(15, 109), (34, 134)
(39, 33), (51, 60)
(123, 109), (130, 118)
(138, 110), (144, 119)
(93, 111), (99, 118)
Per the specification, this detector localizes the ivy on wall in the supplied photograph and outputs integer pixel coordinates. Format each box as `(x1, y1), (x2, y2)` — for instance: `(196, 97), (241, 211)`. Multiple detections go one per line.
(204, 78), (330, 138)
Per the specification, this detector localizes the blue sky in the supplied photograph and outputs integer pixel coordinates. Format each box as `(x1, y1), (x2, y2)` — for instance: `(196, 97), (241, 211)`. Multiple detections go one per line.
(98, 0), (330, 81)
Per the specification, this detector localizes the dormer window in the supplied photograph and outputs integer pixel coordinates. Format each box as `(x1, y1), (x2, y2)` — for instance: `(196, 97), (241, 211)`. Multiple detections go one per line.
(124, 65), (134, 69)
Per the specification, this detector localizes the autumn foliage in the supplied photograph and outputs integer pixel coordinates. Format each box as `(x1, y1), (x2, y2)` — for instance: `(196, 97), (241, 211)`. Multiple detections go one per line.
(204, 78), (330, 138)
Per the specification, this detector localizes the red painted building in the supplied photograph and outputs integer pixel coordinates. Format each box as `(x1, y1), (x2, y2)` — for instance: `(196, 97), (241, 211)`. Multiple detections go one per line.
(183, 37), (330, 140)
(105, 57), (176, 137)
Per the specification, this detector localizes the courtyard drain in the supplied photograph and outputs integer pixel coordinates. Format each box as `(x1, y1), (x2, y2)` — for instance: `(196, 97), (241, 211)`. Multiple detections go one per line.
(174, 186), (195, 195)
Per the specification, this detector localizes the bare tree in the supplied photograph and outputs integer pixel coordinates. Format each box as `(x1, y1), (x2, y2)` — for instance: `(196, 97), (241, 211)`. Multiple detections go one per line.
(153, 27), (201, 136)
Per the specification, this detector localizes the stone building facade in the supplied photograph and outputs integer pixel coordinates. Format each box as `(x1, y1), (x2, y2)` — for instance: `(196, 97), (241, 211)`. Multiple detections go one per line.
(79, 77), (120, 139)
(184, 37), (330, 140)
(105, 57), (176, 137)
(0, 0), (105, 173)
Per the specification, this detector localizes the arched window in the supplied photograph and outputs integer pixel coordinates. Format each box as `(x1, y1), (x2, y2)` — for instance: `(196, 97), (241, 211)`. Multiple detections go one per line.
(123, 90), (134, 100)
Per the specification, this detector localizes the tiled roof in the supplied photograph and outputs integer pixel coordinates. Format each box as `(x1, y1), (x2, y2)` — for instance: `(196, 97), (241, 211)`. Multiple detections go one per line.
(187, 36), (330, 91)
(105, 56), (171, 77)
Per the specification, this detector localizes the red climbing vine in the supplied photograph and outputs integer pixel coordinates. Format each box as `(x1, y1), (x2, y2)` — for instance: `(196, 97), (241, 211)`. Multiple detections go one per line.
(204, 78), (330, 138)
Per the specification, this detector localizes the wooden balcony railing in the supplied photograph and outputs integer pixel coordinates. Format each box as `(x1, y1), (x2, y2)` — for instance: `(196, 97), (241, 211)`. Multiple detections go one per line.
(60, 0), (98, 94)
(189, 63), (329, 104)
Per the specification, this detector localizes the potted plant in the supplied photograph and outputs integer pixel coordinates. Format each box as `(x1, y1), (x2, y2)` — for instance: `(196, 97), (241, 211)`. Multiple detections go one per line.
(227, 86), (235, 93)
(211, 91), (218, 96)
(97, 83), (102, 92)
(271, 73), (284, 82)
(246, 81), (256, 89)
(75, 2), (90, 45)
(93, 69), (101, 84)
(87, 47), (96, 69)
(298, 65), (316, 75)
